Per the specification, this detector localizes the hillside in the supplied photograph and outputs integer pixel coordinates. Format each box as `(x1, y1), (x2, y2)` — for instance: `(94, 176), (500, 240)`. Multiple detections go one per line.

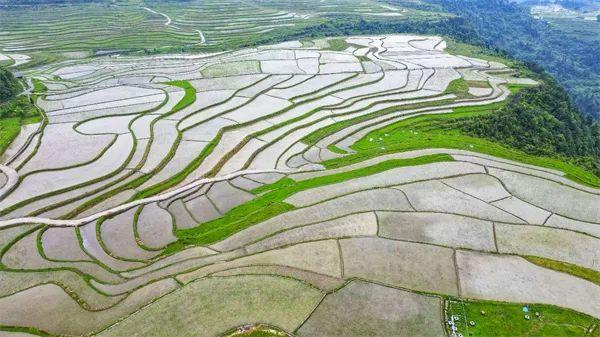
(426, 0), (600, 119)
(0, 3), (599, 337)
(1, 34), (599, 337)
(0, 0), (597, 119)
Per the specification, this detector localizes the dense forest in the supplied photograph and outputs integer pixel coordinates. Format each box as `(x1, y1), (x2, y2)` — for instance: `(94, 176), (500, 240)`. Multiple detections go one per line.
(0, 67), (20, 103)
(426, 0), (600, 119)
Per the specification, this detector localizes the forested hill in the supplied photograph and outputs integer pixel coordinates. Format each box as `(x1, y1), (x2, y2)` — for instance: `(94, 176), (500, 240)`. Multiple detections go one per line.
(426, 0), (600, 120)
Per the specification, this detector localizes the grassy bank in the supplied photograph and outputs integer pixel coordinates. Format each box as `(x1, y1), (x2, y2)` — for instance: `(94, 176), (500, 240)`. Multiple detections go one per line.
(166, 154), (453, 253)
(445, 299), (599, 337)
(320, 85), (600, 187)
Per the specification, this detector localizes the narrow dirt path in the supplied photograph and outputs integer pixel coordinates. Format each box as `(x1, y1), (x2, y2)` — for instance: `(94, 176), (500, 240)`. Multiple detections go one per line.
(141, 6), (206, 45)
(0, 168), (291, 228)
(142, 6), (172, 26)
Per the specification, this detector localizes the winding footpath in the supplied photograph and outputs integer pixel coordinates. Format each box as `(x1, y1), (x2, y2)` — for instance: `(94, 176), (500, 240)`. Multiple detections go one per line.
(0, 168), (291, 228)
(142, 6), (172, 26)
(142, 6), (206, 45)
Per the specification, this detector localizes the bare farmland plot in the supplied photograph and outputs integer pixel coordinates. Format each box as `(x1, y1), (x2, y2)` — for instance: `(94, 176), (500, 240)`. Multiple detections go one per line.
(297, 280), (444, 337)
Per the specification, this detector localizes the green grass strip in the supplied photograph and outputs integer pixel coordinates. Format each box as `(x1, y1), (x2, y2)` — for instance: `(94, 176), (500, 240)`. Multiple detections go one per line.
(0, 326), (55, 337)
(302, 83), (528, 147)
(32, 78), (48, 94)
(524, 256), (600, 286)
(325, 38), (350, 51)
(167, 153), (453, 253)
(0, 117), (22, 155)
(317, 85), (600, 187)
(328, 107), (600, 186)
(444, 77), (473, 99)
(0, 85), (45, 156)
(164, 80), (197, 111)
(301, 97), (455, 145)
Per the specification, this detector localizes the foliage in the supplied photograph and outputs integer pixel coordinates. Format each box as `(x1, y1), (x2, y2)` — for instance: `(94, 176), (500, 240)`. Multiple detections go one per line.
(445, 299), (600, 337)
(235, 330), (285, 337)
(427, 0), (600, 119)
(0, 94), (40, 155)
(221, 325), (290, 337)
(0, 67), (21, 102)
(0, 95), (38, 119)
(32, 78), (47, 94)
(301, 97), (455, 145)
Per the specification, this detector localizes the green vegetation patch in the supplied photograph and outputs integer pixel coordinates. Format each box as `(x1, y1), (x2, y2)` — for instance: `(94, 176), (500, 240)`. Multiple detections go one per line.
(320, 83), (600, 187)
(325, 38), (349, 51)
(163, 80), (197, 112)
(524, 256), (600, 286)
(0, 117), (22, 155)
(432, 0), (600, 119)
(201, 61), (261, 78)
(301, 96), (455, 146)
(32, 79), (47, 95)
(444, 77), (472, 99)
(0, 67), (43, 155)
(356, 55), (370, 62)
(0, 58), (15, 67)
(0, 95), (39, 119)
(445, 299), (600, 337)
(319, 85), (524, 168)
(167, 154), (452, 253)
(0, 67), (21, 102)
(0, 96), (41, 155)
(456, 79), (600, 185)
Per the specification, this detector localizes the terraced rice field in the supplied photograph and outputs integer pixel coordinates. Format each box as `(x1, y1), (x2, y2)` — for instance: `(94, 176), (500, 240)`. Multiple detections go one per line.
(0, 0), (422, 55)
(0, 35), (599, 336)
(0, 2), (198, 53)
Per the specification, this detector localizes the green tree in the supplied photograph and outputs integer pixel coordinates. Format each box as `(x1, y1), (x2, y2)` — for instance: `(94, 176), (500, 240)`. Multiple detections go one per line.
(0, 67), (21, 103)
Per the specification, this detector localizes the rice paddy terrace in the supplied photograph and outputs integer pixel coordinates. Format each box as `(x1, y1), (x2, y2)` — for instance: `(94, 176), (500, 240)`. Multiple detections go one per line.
(0, 35), (599, 337)
(0, 0), (435, 56)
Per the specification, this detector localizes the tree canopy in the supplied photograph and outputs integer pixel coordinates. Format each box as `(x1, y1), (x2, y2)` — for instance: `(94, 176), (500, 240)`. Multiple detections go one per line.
(0, 67), (21, 103)
(427, 0), (600, 119)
